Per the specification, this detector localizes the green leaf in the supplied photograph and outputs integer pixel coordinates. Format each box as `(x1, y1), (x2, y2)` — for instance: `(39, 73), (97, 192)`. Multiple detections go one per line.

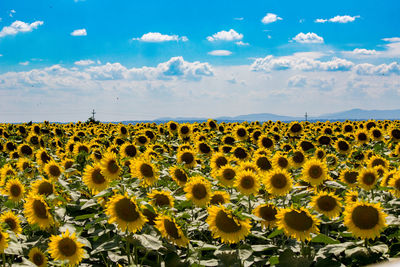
(311, 234), (340, 244)
(75, 213), (95, 220)
(251, 244), (277, 252)
(134, 234), (163, 250)
(269, 256), (279, 266)
(268, 229), (283, 238)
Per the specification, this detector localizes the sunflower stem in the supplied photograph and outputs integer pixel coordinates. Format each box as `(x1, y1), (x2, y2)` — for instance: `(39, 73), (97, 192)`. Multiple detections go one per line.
(125, 236), (131, 265)
(2, 253), (5, 267)
(364, 238), (369, 249)
(248, 196), (252, 213)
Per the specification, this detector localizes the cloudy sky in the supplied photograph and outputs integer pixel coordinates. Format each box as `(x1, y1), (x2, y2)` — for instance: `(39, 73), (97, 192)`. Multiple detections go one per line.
(0, 0), (399, 122)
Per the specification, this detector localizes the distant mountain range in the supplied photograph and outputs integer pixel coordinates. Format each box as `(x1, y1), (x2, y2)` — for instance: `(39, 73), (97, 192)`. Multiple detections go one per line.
(119, 108), (400, 124)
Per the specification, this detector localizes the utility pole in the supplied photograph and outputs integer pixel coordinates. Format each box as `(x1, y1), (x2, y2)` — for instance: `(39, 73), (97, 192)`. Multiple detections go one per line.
(305, 112), (308, 122)
(92, 109), (96, 121)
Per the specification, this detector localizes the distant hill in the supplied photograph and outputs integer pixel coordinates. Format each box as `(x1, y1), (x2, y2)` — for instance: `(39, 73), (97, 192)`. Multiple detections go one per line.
(117, 108), (400, 124)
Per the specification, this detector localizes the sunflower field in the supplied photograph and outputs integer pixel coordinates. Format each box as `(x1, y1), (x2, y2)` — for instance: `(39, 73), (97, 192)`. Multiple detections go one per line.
(0, 119), (400, 266)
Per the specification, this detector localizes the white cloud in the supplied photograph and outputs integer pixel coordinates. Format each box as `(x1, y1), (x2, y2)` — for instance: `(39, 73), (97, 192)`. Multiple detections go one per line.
(383, 37), (400, 43)
(352, 48), (377, 55)
(235, 41), (249, 46)
(353, 62), (400, 76)
(9, 10), (16, 17)
(234, 17), (244, 21)
(19, 61), (29, 66)
(208, 50), (232, 56)
(207, 29), (243, 42)
(288, 75), (307, 87)
(292, 32), (324, 44)
(70, 29), (87, 36)
(0, 20), (44, 38)
(315, 15), (360, 23)
(133, 32), (188, 42)
(261, 13), (282, 24)
(74, 59), (96, 66)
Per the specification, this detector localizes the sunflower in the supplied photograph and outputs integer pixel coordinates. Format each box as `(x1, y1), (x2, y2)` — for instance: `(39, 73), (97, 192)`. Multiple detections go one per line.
(178, 123), (192, 139)
(258, 135), (275, 150)
(217, 166), (237, 187)
(82, 163), (109, 193)
(131, 158), (159, 187)
(335, 138), (351, 155)
(276, 207), (320, 241)
(369, 127), (383, 141)
(44, 160), (62, 181)
(232, 146), (249, 161)
(301, 159), (329, 186)
(210, 152), (229, 173)
(388, 126), (400, 142)
(253, 203), (278, 229)
(238, 161), (260, 174)
(196, 141), (212, 156)
(36, 148), (51, 166)
(49, 230), (85, 266)
(0, 210), (22, 235)
(5, 178), (25, 202)
(389, 174), (400, 197)
(288, 122), (303, 136)
(18, 143), (34, 158)
(345, 190), (359, 203)
(233, 125), (248, 141)
(264, 169), (292, 196)
(31, 178), (55, 197)
(0, 230), (9, 253)
(177, 149), (197, 168)
(155, 214), (189, 247)
(169, 165), (188, 186)
(339, 169), (359, 187)
(105, 194), (147, 233)
(210, 191), (230, 205)
(167, 121), (178, 134)
(100, 152), (120, 180)
(73, 142), (90, 155)
(24, 195), (54, 229)
(91, 149), (103, 163)
(272, 152), (290, 170)
(206, 205), (251, 244)
(367, 155), (389, 171)
(148, 190), (174, 208)
(254, 154), (273, 172)
(135, 134), (149, 146)
(354, 129), (370, 145)
(314, 148), (326, 160)
(28, 247), (47, 267)
(235, 170), (260, 196)
(358, 168), (378, 191)
(310, 191), (342, 219)
(120, 143), (138, 158)
(344, 201), (387, 239)
(291, 150), (306, 168)
(326, 153), (339, 170)
(184, 176), (211, 207)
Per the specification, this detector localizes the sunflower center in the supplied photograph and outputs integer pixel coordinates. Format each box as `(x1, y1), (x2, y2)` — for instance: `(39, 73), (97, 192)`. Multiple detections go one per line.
(49, 165), (61, 177)
(125, 145), (137, 157)
(358, 133), (367, 141)
(174, 169), (187, 183)
(259, 205), (277, 221)
(237, 128), (246, 137)
(38, 181), (54, 196)
(22, 162), (30, 170)
(372, 130), (381, 138)
(224, 136), (235, 145)
(234, 148), (247, 159)
(256, 157), (272, 171)
(64, 161), (73, 169)
(199, 143), (211, 154)
(270, 174), (287, 189)
(222, 168), (235, 180)
(371, 159), (385, 167)
(92, 169), (106, 184)
(344, 171), (358, 184)
(169, 123), (177, 131)
(94, 151), (102, 160)
(192, 184), (207, 199)
(394, 179), (400, 190)
(41, 153), (50, 164)
(142, 209), (156, 225)
(392, 129), (400, 139)
(140, 163), (154, 178)
(181, 152), (194, 164)
(308, 165), (323, 179)
(33, 200), (48, 219)
(284, 210), (313, 231)
(338, 141), (349, 151)
(215, 210), (241, 233)
(316, 196), (337, 211)
(210, 194), (225, 205)
(240, 175), (255, 189)
(10, 184), (22, 197)
(107, 160), (119, 174)
(164, 219), (180, 239)
(33, 253), (44, 266)
(300, 141), (314, 151)
(362, 172), (376, 185)
(30, 136), (39, 145)
(278, 157), (289, 168)
(21, 145), (33, 155)
(5, 218), (16, 230)
(138, 136), (147, 144)
(290, 124), (302, 133)
(154, 194), (170, 207)
(318, 136), (331, 145)
(351, 206), (379, 229)
(58, 237), (77, 257)
(261, 137), (273, 148)
(215, 157), (228, 168)
(317, 150), (325, 159)
(114, 198), (140, 222)
(293, 152), (305, 164)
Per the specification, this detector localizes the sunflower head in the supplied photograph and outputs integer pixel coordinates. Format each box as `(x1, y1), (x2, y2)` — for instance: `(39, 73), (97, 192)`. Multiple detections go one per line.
(310, 191), (342, 219)
(83, 164), (109, 193)
(44, 160), (62, 181)
(5, 178), (25, 202)
(28, 247), (48, 267)
(339, 169), (359, 187)
(234, 170), (260, 196)
(272, 152), (290, 170)
(131, 158), (159, 187)
(100, 152), (120, 180)
(148, 190), (174, 208)
(301, 159), (329, 186)
(49, 230), (85, 266)
(358, 168), (378, 191)
(184, 176), (211, 207)
(0, 230), (9, 253)
(177, 149), (197, 168)
(24, 195), (54, 230)
(210, 191), (230, 205)
(0, 210), (22, 235)
(264, 169), (292, 196)
(155, 215), (189, 247)
(253, 203), (279, 229)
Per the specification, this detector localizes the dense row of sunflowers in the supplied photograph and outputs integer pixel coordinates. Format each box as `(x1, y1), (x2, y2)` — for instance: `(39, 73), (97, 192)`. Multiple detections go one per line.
(0, 119), (399, 266)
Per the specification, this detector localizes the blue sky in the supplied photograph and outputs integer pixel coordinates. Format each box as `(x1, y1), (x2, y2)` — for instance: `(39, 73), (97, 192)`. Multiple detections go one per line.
(0, 0), (399, 122)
